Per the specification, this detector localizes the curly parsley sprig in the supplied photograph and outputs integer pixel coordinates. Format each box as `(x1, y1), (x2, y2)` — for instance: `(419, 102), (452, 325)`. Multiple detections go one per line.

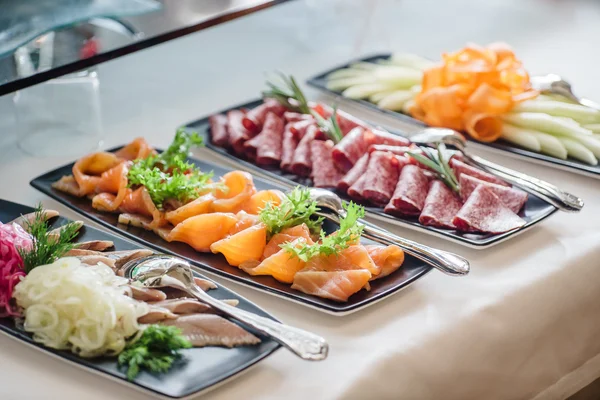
(259, 187), (324, 238)
(282, 201), (365, 262)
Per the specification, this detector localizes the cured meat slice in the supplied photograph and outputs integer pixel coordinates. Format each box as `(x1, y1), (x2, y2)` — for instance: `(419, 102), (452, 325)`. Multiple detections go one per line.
(311, 103), (367, 135)
(419, 180), (462, 228)
(310, 140), (344, 188)
(280, 124), (298, 171)
(242, 99), (286, 133)
(368, 144), (412, 155)
(459, 174), (527, 213)
(290, 125), (319, 177)
(371, 129), (411, 147)
(450, 158), (509, 187)
(385, 165), (429, 216)
(337, 153), (369, 193)
(289, 119), (314, 139)
(284, 111), (313, 123)
(332, 127), (370, 172)
(209, 114), (229, 147)
(227, 109), (251, 155)
(348, 151), (401, 206)
(243, 112), (284, 164)
(452, 185), (526, 233)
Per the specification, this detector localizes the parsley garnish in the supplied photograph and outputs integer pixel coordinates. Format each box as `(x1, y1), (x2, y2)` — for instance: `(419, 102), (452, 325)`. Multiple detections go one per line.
(118, 325), (191, 381)
(18, 204), (80, 273)
(282, 202), (365, 262)
(259, 187), (323, 237)
(126, 129), (220, 208)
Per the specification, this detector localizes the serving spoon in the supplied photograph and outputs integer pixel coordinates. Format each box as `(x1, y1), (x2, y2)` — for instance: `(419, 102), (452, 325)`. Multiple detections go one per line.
(123, 254), (328, 361)
(408, 128), (584, 213)
(530, 74), (600, 110)
(307, 188), (470, 276)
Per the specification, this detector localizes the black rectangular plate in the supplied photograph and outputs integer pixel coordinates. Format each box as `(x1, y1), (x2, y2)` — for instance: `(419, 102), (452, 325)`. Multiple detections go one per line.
(307, 53), (600, 178)
(0, 198), (280, 399)
(182, 99), (558, 248)
(30, 150), (431, 314)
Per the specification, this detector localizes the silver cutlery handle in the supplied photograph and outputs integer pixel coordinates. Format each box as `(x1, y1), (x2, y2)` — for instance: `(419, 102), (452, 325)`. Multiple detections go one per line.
(466, 154), (584, 212)
(190, 287), (328, 361)
(580, 98), (600, 111)
(359, 218), (470, 276)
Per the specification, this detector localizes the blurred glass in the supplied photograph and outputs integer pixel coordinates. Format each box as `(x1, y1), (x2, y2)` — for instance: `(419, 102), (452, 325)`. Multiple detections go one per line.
(14, 68), (102, 157)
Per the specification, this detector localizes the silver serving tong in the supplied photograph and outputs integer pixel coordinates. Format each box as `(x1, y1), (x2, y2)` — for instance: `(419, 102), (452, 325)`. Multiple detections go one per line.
(531, 74), (600, 110)
(408, 127), (584, 212)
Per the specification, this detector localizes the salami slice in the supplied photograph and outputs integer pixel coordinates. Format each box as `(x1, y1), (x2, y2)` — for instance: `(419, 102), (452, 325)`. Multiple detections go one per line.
(284, 111), (312, 123)
(337, 153), (369, 193)
(459, 174), (527, 213)
(385, 165), (429, 216)
(209, 114), (229, 147)
(452, 185), (526, 233)
(368, 144), (412, 155)
(243, 112), (285, 165)
(331, 127), (370, 172)
(450, 158), (509, 187)
(227, 110), (250, 155)
(419, 180), (462, 228)
(312, 103), (367, 135)
(280, 124), (298, 171)
(347, 151), (401, 206)
(242, 99), (286, 134)
(310, 140), (344, 188)
(289, 119), (315, 139)
(371, 129), (411, 147)
(290, 125), (319, 177)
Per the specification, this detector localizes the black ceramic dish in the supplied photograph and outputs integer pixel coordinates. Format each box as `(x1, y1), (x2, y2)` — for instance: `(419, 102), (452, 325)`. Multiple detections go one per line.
(0, 198), (280, 399)
(30, 150), (431, 314)
(182, 100), (558, 248)
(306, 53), (600, 178)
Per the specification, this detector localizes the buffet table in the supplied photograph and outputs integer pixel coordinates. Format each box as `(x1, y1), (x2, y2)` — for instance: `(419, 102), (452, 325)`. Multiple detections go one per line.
(1, 0), (600, 399)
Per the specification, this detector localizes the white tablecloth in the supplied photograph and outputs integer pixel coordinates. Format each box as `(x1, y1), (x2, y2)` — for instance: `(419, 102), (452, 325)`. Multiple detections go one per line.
(1, 1), (600, 399)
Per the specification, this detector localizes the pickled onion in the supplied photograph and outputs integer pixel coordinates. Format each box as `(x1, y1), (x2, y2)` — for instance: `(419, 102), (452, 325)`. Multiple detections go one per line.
(0, 222), (33, 317)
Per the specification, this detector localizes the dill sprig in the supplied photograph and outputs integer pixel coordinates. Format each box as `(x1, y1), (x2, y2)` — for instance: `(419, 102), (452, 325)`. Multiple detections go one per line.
(263, 73), (344, 143)
(118, 325), (191, 381)
(407, 144), (460, 194)
(18, 204), (80, 273)
(259, 187), (324, 238)
(282, 202), (365, 262)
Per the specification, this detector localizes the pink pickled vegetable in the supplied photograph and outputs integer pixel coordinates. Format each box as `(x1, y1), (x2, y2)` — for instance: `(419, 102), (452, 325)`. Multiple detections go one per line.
(0, 222), (32, 317)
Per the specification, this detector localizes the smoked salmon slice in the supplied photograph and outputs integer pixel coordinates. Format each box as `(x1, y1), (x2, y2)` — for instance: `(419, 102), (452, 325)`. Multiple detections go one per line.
(73, 152), (121, 196)
(241, 238), (307, 284)
(211, 171), (257, 213)
(242, 190), (285, 214)
(303, 245), (380, 276)
(365, 245), (405, 280)
(115, 137), (155, 160)
(210, 223), (266, 266)
(92, 161), (132, 212)
(118, 187), (166, 228)
(291, 269), (372, 302)
(167, 213), (238, 252)
(165, 193), (215, 226)
(263, 223), (314, 259)
(229, 211), (261, 235)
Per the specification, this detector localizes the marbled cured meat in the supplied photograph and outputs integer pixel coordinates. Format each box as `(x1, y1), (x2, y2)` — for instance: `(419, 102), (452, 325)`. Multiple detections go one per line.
(227, 110), (250, 155)
(371, 129), (411, 147)
(337, 153), (369, 193)
(289, 119), (314, 139)
(310, 140), (344, 188)
(332, 127), (370, 172)
(450, 158), (509, 187)
(452, 185), (526, 233)
(419, 180), (462, 228)
(290, 125), (319, 177)
(368, 144), (412, 155)
(459, 174), (527, 213)
(347, 151), (401, 206)
(280, 124), (298, 171)
(242, 99), (286, 134)
(209, 114), (229, 147)
(284, 111), (312, 123)
(385, 165), (429, 216)
(243, 112), (284, 165)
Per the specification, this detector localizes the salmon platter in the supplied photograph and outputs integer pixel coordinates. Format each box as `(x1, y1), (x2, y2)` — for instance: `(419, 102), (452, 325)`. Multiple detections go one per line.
(184, 76), (558, 248)
(0, 199), (281, 399)
(307, 49), (600, 178)
(30, 134), (432, 314)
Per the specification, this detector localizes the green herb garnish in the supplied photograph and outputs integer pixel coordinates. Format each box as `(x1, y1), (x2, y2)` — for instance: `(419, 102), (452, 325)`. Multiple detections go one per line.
(18, 204), (80, 273)
(263, 73), (343, 143)
(127, 129), (220, 208)
(118, 325), (192, 381)
(282, 202), (365, 262)
(259, 187), (323, 237)
(407, 144), (460, 194)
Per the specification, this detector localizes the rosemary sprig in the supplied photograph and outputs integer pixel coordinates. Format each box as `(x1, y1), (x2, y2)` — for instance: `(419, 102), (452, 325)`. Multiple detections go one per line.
(18, 204), (80, 273)
(263, 73), (343, 143)
(406, 144), (460, 194)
